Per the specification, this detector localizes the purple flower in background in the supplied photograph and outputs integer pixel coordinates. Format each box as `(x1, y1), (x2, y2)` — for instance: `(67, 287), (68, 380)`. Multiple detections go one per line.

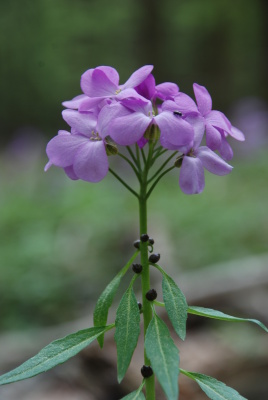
(45, 110), (109, 183)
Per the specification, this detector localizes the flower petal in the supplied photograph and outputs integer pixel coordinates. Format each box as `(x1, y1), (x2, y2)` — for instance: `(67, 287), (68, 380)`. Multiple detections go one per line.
(185, 115), (205, 149)
(135, 74), (156, 100)
(62, 94), (88, 109)
(219, 135), (234, 161)
(64, 165), (79, 180)
(179, 156), (205, 195)
(193, 83), (212, 116)
(109, 112), (151, 146)
(121, 65), (154, 89)
(173, 92), (199, 115)
(62, 110), (97, 136)
(81, 68), (118, 97)
(46, 133), (87, 168)
(205, 123), (222, 150)
(78, 97), (104, 111)
(97, 103), (132, 138)
(195, 146), (233, 175)
(155, 82), (179, 100)
(230, 125), (245, 141)
(73, 140), (108, 182)
(205, 110), (231, 132)
(155, 111), (194, 146)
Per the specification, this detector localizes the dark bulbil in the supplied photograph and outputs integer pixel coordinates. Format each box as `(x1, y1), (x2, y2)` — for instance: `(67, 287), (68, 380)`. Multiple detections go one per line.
(140, 233), (149, 242)
(148, 237), (154, 245)
(141, 365), (153, 378)
(149, 253), (160, 263)
(137, 302), (142, 311)
(145, 289), (157, 301)
(133, 240), (140, 249)
(132, 263), (143, 274)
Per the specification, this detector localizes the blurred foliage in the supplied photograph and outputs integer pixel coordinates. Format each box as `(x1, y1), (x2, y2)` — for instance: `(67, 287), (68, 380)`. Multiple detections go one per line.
(0, 0), (267, 143)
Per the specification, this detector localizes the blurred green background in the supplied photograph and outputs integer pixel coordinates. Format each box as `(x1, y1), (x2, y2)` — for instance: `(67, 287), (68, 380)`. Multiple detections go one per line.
(0, 0), (267, 337)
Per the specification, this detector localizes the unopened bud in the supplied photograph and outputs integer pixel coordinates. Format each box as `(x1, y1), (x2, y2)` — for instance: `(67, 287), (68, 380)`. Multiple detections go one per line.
(174, 156), (183, 168)
(105, 141), (118, 156)
(144, 124), (160, 141)
(137, 302), (142, 311)
(148, 237), (154, 245)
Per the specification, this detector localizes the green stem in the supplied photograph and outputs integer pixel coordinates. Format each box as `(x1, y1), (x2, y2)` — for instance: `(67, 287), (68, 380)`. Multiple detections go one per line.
(146, 166), (175, 200)
(109, 168), (139, 199)
(139, 142), (155, 400)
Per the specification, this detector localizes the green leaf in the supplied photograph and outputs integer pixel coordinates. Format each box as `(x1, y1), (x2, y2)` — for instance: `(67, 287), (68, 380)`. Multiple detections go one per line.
(188, 306), (268, 333)
(162, 273), (188, 340)
(145, 314), (179, 400)
(180, 369), (247, 400)
(120, 384), (146, 399)
(94, 250), (139, 347)
(115, 286), (140, 383)
(120, 391), (145, 400)
(0, 325), (113, 385)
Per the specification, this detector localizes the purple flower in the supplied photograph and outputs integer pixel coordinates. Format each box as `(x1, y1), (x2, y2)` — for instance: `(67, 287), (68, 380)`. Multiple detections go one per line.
(74, 65), (153, 111)
(178, 116), (233, 194)
(193, 83), (245, 159)
(100, 96), (194, 147)
(45, 110), (109, 183)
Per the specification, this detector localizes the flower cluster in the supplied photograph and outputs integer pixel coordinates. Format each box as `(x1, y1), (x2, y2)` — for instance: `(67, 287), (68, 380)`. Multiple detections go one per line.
(45, 65), (244, 194)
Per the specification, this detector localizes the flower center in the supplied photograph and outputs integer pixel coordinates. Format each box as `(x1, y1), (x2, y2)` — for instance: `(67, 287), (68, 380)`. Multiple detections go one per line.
(90, 131), (101, 141)
(115, 89), (121, 95)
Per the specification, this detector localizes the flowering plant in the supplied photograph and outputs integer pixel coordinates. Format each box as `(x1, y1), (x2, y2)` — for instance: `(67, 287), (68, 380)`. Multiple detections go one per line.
(0, 65), (267, 400)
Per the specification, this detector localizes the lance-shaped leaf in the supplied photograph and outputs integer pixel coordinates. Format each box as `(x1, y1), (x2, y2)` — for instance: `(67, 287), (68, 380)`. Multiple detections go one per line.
(188, 306), (268, 333)
(0, 325), (113, 385)
(94, 250), (139, 347)
(180, 369), (247, 400)
(145, 314), (179, 400)
(162, 273), (188, 340)
(115, 286), (140, 383)
(120, 382), (145, 399)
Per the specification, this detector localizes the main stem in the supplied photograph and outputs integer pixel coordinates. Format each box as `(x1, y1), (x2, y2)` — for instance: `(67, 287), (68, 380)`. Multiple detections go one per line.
(139, 146), (155, 400)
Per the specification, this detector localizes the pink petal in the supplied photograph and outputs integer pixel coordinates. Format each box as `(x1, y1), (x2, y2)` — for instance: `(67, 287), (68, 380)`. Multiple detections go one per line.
(96, 66), (119, 86)
(205, 123), (222, 150)
(46, 134), (88, 168)
(73, 140), (108, 183)
(195, 146), (233, 175)
(173, 92), (199, 115)
(155, 111), (194, 146)
(64, 165), (79, 180)
(219, 135), (233, 161)
(78, 97), (104, 111)
(81, 68), (118, 97)
(179, 156), (205, 195)
(185, 115), (205, 149)
(109, 112), (151, 146)
(135, 74), (156, 100)
(121, 65), (154, 89)
(154, 82), (179, 100)
(230, 125), (245, 141)
(205, 110), (231, 132)
(62, 94), (88, 109)
(62, 110), (97, 136)
(97, 103), (131, 138)
(193, 83), (212, 116)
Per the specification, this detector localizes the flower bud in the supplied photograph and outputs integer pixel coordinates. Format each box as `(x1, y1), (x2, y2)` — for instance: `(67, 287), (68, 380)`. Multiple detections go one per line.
(141, 365), (153, 378)
(137, 302), (142, 311)
(105, 138), (118, 156)
(132, 263), (143, 274)
(133, 240), (140, 249)
(174, 156), (183, 168)
(149, 253), (160, 263)
(144, 124), (160, 141)
(140, 233), (149, 242)
(145, 289), (157, 301)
